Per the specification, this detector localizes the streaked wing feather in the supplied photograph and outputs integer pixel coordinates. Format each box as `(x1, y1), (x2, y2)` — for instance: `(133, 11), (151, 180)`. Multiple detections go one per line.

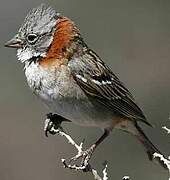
(69, 49), (151, 126)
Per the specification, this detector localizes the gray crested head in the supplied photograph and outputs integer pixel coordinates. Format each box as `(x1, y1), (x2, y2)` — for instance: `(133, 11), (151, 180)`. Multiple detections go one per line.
(5, 4), (58, 63)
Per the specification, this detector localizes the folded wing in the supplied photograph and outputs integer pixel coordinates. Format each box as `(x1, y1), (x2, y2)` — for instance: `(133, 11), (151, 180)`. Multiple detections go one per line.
(69, 49), (151, 126)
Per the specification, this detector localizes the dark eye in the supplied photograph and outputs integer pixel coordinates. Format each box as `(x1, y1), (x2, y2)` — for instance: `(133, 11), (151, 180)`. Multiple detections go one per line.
(27, 33), (38, 44)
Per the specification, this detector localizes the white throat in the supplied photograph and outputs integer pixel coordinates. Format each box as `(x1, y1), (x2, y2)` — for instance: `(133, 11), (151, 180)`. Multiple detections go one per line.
(17, 48), (46, 63)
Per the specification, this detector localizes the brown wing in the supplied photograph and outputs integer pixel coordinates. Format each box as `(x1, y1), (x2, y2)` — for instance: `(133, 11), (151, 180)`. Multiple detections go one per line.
(69, 49), (151, 126)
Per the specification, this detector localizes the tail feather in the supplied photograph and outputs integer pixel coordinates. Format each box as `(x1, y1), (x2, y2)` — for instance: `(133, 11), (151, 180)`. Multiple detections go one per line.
(134, 122), (168, 170)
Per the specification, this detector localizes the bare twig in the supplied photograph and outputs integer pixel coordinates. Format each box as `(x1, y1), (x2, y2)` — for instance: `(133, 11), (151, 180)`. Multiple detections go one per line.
(102, 161), (108, 180)
(122, 176), (130, 180)
(162, 126), (170, 134)
(153, 153), (170, 170)
(162, 117), (170, 134)
(49, 125), (108, 180)
(157, 118), (170, 180)
(153, 153), (170, 180)
(44, 114), (132, 179)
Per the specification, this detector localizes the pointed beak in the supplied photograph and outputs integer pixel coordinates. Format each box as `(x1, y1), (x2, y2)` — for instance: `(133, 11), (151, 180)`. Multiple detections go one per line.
(5, 36), (23, 48)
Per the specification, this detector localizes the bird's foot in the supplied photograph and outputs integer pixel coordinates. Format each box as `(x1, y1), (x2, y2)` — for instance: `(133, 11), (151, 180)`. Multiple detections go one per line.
(64, 144), (96, 172)
(43, 114), (96, 171)
(44, 113), (63, 137)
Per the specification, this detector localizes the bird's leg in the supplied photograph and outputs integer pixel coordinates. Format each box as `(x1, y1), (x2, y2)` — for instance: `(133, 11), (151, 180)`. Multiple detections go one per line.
(69, 129), (110, 170)
(44, 113), (70, 137)
(82, 129), (110, 168)
(44, 114), (110, 171)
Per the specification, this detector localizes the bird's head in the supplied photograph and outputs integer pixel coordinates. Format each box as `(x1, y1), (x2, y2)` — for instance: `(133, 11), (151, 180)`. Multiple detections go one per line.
(5, 4), (80, 65)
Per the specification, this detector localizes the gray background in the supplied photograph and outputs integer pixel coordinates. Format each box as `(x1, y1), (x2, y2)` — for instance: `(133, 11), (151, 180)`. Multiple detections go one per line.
(1, 0), (170, 180)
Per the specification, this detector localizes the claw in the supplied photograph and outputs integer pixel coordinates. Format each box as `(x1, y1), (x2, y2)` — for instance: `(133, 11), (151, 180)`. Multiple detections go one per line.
(46, 113), (53, 119)
(81, 144), (96, 167)
(44, 118), (50, 137)
(44, 114), (58, 137)
(44, 113), (69, 137)
(65, 144), (96, 170)
(45, 129), (49, 137)
(69, 152), (83, 164)
(44, 113), (72, 137)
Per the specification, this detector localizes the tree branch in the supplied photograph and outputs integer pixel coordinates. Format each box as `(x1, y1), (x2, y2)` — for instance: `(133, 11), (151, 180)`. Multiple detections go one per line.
(48, 124), (108, 180)
(44, 114), (131, 180)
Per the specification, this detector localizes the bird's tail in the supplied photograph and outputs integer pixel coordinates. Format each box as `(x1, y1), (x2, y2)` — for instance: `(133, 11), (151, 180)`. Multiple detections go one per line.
(134, 122), (168, 170)
(135, 122), (161, 160)
(117, 120), (168, 169)
(135, 123), (167, 169)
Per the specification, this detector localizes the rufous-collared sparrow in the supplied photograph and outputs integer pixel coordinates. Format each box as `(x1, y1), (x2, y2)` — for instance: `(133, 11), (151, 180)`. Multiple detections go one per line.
(5, 4), (166, 169)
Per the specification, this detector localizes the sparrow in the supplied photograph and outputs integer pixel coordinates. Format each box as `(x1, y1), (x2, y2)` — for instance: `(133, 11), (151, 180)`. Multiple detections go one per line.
(5, 4), (166, 169)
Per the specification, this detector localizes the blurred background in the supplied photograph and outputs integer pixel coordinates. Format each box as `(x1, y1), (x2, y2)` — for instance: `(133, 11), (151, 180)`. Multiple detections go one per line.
(1, 0), (170, 179)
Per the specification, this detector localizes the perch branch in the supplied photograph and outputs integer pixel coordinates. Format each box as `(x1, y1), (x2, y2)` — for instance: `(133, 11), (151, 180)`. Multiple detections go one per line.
(49, 125), (108, 180)
(153, 153), (170, 180)
(44, 114), (132, 179)
(122, 176), (130, 180)
(162, 126), (170, 134)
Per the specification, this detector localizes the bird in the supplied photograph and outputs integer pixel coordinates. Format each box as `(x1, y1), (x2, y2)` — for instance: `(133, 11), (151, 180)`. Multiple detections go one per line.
(5, 4), (166, 170)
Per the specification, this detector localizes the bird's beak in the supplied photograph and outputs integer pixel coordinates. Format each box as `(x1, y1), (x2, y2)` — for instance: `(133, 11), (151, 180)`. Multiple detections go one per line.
(5, 36), (23, 48)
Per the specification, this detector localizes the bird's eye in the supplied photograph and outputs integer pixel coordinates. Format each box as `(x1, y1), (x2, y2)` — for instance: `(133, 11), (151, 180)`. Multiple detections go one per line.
(27, 33), (38, 44)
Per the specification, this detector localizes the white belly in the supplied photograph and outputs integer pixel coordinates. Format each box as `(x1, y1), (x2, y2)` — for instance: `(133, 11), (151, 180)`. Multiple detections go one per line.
(25, 62), (114, 129)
